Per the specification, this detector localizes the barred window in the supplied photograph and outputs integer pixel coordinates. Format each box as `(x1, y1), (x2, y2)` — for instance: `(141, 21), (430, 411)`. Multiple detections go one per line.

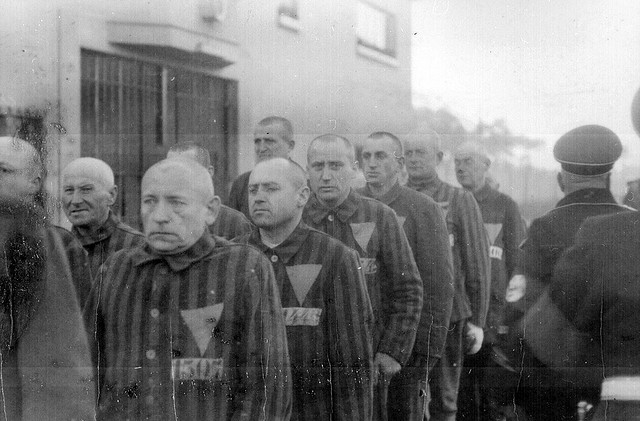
(356, 1), (397, 58)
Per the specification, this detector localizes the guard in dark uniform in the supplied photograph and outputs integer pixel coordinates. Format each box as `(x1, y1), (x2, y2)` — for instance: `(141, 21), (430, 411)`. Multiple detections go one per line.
(512, 125), (630, 421)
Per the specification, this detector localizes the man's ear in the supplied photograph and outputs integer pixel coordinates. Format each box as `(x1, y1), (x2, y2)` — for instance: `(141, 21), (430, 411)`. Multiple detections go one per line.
(436, 151), (444, 165)
(289, 140), (296, 151)
(205, 196), (221, 226)
(557, 172), (565, 192)
(107, 185), (118, 206)
(296, 185), (310, 208)
(396, 156), (405, 170)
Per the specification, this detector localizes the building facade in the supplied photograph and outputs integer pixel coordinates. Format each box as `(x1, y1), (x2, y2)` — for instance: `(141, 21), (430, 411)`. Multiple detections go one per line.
(0, 0), (415, 227)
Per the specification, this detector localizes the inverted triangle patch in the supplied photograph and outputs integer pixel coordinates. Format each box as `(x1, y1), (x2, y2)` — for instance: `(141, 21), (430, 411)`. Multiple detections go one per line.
(181, 303), (224, 357)
(396, 215), (406, 228)
(286, 264), (322, 305)
(437, 202), (450, 218)
(484, 223), (503, 245)
(349, 222), (376, 251)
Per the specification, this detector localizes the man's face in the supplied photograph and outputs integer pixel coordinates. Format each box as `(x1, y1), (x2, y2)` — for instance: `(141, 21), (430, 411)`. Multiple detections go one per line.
(404, 139), (440, 179)
(254, 123), (292, 163)
(361, 136), (402, 190)
(62, 173), (115, 229)
(454, 152), (488, 191)
(0, 138), (40, 203)
(141, 166), (214, 254)
(248, 164), (308, 230)
(307, 141), (355, 207)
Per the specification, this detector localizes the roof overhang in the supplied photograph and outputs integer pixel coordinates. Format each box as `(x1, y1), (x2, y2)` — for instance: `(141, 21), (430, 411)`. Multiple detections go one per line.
(107, 21), (238, 68)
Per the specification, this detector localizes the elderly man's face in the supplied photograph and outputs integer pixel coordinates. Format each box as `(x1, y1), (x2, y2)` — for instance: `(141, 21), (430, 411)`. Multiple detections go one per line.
(62, 173), (115, 229)
(0, 137), (40, 203)
(254, 123), (292, 163)
(404, 139), (440, 179)
(307, 141), (355, 208)
(454, 152), (488, 191)
(141, 165), (214, 254)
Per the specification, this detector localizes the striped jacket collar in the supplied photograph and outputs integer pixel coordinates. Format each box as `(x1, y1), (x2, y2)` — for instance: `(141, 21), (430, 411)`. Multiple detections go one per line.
(130, 232), (219, 272)
(406, 175), (444, 197)
(358, 181), (402, 206)
(248, 222), (312, 264)
(306, 189), (361, 224)
(72, 210), (120, 246)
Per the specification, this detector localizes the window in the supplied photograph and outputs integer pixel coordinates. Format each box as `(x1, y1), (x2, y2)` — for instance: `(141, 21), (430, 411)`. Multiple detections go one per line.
(278, 0), (300, 32)
(81, 50), (237, 226)
(356, 1), (397, 59)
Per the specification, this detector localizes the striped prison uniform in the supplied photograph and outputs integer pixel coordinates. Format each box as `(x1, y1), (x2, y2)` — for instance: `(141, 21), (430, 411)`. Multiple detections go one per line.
(85, 233), (292, 420)
(457, 181), (525, 421)
(359, 182), (454, 421)
(303, 189), (423, 421)
(210, 204), (252, 240)
(71, 211), (145, 281)
(406, 175), (490, 421)
(52, 225), (94, 308)
(235, 222), (374, 421)
(227, 171), (252, 220)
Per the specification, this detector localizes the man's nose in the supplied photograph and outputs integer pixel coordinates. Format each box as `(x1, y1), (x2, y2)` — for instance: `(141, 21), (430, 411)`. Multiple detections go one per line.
(151, 201), (172, 223)
(320, 166), (332, 180)
(70, 190), (83, 204)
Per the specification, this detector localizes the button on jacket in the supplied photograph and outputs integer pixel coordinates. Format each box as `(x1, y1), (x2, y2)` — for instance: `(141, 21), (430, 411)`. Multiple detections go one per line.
(303, 189), (423, 365)
(236, 222), (374, 421)
(86, 234), (292, 420)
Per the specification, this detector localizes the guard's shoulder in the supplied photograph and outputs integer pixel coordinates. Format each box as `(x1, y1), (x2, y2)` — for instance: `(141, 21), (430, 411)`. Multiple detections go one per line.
(579, 210), (639, 241)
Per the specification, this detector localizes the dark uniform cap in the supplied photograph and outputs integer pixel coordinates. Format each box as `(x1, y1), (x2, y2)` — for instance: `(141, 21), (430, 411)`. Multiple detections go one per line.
(553, 125), (622, 175)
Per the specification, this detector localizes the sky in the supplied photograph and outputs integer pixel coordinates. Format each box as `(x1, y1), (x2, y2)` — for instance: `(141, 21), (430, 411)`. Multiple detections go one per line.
(411, 0), (640, 175)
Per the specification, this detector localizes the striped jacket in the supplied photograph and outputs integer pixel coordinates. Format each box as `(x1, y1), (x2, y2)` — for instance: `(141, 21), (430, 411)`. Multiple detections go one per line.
(471, 182), (525, 343)
(227, 171), (252, 219)
(85, 234), (292, 420)
(303, 189), (423, 365)
(52, 225), (94, 307)
(359, 182), (454, 360)
(210, 205), (252, 240)
(72, 211), (145, 280)
(235, 222), (374, 421)
(406, 176), (490, 326)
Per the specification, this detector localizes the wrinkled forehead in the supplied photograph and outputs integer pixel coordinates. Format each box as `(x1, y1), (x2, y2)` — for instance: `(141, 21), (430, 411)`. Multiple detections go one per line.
(143, 163), (212, 198)
(308, 140), (353, 162)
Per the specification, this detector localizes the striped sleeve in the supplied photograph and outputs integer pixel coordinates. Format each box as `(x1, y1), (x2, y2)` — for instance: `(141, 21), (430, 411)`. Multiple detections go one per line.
(377, 206), (423, 364)
(456, 191), (491, 327)
(329, 247), (374, 420)
(235, 251), (292, 420)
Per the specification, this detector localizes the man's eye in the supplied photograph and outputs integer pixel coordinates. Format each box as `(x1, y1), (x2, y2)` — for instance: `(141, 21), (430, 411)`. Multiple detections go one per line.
(329, 163), (342, 170)
(266, 186), (279, 192)
(248, 187), (258, 195)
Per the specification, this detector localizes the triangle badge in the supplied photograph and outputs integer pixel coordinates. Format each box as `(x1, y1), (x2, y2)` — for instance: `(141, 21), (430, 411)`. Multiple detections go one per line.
(437, 202), (450, 218)
(484, 223), (503, 245)
(349, 222), (376, 251)
(180, 303), (224, 357)
(286, 264), (322, 305)
(396, 215), (407, 228)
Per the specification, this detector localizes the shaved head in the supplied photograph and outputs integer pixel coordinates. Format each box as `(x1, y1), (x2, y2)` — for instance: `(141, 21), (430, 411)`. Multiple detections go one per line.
(144, 158), (214, 200)
(252, 157), (307, 190)
(0, 136), (41, 176)
(455, 141), (491, 166)
(62, 157), (115, 188)
(308, 134), (356, 163)
(404, 130), (442, 154)
(0, 136), (43, 203)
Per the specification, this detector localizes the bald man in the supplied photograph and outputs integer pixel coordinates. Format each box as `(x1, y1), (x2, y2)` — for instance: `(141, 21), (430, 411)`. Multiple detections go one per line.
(454, 141), (525, 421)
(62, 158), (144, 279)
(228, 116), (295, 219)
(167, 142), (252, 239)
(0, 136), (94, 420)
(303, 134), (423, 421)
(85, 158), (291, 420)
(235, 158), (374, 420)
(404, 132), (490, 421)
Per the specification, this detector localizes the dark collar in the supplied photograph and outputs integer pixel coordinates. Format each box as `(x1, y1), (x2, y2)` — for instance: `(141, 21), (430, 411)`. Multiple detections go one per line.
(72, 211), (120, 246)
(306, 189), (360, 224)
(406, 174), (443, 195)
(555, 188), (617, 209)
(249, 222), (312, 264)
(472, 182), (494, 203)
(358, 181), (402, 206)
(130, 232), (216, 272)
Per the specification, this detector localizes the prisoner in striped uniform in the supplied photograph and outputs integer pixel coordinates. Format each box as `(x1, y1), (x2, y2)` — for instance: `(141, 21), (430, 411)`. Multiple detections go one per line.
(62, 158), (145, 283)
(235, 158), (374, 420)
(359, 132), (454, 421)
(405, 131), (490, 421)
(85, 158), (291, 420)
(167, 141), (252, 240)
(303, 134), (423, 421)
(454, 141), (526, 421)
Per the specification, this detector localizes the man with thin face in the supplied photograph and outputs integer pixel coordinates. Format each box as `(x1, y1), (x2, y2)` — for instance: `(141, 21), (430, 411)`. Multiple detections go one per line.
(167, 142), (252, 239)
(235, 158), (374, 420)
(303, 134), (423, 421)
(453, 141), (525, 421)
(0, 136), (94, 420)
(228, 116), (295, 219)
(358, 132), (453, 421)
(62, 157), (144, 281)
(404, 131), (490, 421)
(85, 158), (291, 420)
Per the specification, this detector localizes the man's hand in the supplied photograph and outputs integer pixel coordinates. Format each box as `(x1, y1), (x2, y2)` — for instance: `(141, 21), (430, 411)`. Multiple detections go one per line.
(505, 274), (526, 303)
(373, 352), (401, 384)
(465, 322), (484, 355)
